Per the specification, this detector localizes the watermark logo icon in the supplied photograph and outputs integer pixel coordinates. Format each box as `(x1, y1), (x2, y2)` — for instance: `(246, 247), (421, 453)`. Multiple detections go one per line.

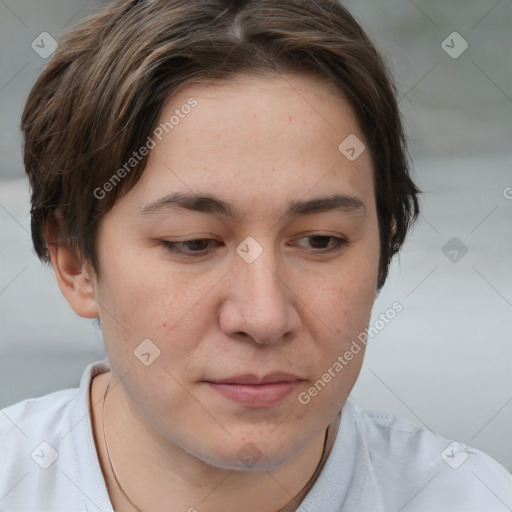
(31, 441), (59, 469)
(237, 443), (263, 468)
(134, 338), (161, 366)
(441, 442), (469, 469)
(442, 236), (468, 263)
(338, 134), (365, 161)
(31, 32), (58, 59)
(236, 236), (263, 264)
(441, 32), (468, 59)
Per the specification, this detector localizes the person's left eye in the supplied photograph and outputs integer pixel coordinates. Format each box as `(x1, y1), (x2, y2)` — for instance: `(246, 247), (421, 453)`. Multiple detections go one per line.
(293, 235), (349, 253)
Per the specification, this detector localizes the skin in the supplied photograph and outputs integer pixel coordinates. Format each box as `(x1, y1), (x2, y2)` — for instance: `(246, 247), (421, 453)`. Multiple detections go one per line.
(50, 72), (380, 511)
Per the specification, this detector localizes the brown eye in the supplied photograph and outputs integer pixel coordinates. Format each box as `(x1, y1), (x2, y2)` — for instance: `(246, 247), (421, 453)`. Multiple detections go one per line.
(296, 236), (348, 252)
(307, 236), (333, 249)
(183, 239), (210, 251)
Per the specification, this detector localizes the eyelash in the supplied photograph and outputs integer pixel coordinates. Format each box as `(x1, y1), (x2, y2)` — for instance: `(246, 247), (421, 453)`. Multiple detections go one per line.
(161, 235), (349, 256)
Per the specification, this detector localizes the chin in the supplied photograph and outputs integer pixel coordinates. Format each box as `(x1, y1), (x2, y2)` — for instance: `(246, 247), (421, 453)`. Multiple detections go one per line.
(184, 431), (306, 472)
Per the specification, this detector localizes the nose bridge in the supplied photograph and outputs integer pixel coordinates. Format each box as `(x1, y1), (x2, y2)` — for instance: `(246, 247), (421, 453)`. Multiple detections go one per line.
(225, 238), (299, 343)
(237, 243), (284, 309)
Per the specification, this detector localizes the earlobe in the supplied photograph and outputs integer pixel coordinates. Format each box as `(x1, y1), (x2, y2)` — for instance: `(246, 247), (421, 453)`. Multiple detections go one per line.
(45, 219), (100, 320)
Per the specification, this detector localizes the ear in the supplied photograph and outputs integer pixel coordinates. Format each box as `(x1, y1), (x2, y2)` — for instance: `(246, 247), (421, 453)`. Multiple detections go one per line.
(46, 219), (99, 319)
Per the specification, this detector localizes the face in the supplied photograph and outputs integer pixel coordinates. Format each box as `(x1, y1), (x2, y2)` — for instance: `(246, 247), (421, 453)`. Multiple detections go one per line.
(91, 72), (380, 471)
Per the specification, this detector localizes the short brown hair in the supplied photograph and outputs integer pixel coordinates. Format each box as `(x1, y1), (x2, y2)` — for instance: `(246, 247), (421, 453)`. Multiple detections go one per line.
(21, 0), (420, 290)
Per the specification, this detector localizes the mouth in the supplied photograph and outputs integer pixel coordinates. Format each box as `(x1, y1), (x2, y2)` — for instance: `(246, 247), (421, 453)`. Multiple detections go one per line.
(204, 372), (304, 408)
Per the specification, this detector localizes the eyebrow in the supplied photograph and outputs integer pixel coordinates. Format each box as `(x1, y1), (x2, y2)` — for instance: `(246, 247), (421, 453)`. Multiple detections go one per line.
(138, 191), (366, 219)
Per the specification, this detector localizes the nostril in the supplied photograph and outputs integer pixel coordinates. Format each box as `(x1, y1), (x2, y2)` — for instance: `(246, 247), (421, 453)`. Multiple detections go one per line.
(236, 333), (264, 344)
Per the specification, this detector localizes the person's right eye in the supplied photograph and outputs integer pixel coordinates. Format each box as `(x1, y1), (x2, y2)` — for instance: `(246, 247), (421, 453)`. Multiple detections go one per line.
(161, 239), (221, 255)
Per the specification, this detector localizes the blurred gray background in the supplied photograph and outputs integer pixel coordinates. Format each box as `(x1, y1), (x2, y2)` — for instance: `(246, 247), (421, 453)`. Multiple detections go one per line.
(1, 0), (511, 472)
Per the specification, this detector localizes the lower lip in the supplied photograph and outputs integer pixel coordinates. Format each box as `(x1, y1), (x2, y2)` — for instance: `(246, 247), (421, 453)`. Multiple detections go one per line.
(206, 381), (300, 408)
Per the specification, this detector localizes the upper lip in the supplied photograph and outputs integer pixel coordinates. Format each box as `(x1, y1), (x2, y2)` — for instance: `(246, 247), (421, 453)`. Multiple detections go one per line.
(206, 372), (303, 385)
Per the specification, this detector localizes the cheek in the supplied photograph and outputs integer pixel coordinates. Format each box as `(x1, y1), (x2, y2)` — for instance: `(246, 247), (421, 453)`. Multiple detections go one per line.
(95, 242), (185, 322)
(299, 263), (376, 401)
(304, 249), (378, 331)
(295, 240), (378, 384)
(303, 281), (375, 365)
(94, 246), (224, 372)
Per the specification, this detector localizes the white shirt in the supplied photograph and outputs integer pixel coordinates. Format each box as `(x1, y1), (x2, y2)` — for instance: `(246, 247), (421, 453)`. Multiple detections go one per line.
(1, 359), (511, 511)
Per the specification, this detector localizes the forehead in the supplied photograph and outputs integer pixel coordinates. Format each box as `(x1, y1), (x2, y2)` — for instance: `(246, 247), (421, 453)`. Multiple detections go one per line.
(164, 72), (361, 145)
(115, 72), (375, 219)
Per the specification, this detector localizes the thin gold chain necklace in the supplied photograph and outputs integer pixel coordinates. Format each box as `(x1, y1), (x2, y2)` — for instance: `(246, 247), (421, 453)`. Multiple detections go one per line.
(101, 378), (327, 512)
(102, 379), (143, 512)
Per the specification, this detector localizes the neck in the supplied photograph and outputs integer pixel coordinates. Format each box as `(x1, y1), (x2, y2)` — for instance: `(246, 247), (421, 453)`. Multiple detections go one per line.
(90, 371), (330, 512)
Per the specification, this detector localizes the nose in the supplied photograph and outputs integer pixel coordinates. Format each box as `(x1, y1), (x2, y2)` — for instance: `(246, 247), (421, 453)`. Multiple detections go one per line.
(218, 244), (301, 345)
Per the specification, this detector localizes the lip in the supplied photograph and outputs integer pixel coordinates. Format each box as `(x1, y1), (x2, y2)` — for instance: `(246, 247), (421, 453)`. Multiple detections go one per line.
(208, 372), (302, 385)
(205, 372), (304, 408)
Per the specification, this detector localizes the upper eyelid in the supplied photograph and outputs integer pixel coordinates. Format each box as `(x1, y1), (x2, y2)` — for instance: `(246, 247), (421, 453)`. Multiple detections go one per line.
(162, 235), (348, 251)
(164, 235), (346, 243)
